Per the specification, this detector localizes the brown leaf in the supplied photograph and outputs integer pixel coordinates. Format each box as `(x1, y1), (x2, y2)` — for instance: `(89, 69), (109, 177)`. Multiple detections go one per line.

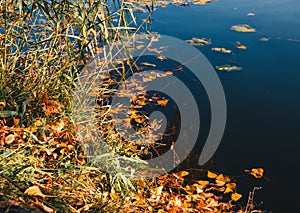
(5, 134), (15, 145)
(35, 200), (54, 213)
(43, 100), (63, 116)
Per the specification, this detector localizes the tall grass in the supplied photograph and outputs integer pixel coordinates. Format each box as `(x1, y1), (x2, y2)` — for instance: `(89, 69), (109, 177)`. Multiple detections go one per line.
(0, 0), (153, 211)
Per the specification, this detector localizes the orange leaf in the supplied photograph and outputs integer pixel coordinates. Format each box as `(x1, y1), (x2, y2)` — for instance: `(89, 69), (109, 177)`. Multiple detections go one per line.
(197, 180), (209, 188)
(24, 185), (46, 198)
(245, 168), (264, 178)
(236, 45), (247, 49)
(216, 174), (231, 182)
(231, 192), (242, 201)
(178, 171), (189, 177)
(157, 99), (169, 106)
(207, 171), (218, 179)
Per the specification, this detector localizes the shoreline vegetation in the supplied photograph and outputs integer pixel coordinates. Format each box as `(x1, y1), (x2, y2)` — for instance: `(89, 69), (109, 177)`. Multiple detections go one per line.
(1, 0), (266, 212)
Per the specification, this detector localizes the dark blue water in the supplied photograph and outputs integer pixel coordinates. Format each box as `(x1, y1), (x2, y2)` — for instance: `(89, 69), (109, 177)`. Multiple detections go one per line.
(151, 0), (300, 212)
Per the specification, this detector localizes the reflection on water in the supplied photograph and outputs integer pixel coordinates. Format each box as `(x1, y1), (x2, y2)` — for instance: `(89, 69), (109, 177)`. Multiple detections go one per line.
(151, 0), (300, 212)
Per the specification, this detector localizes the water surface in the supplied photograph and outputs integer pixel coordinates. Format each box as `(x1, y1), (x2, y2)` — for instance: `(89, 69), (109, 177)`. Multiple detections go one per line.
(151, 0), (300, 212)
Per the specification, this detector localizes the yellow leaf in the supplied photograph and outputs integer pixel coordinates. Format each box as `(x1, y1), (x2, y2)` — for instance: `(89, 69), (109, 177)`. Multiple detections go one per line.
(178, 171), (189, 177)
(151, 185), (163, 196)
(216, 174), (231, 182)
(197, 180), (209, 188)
(224, 183), (236, 193)
(231, 24), (256, 33)
(24, 185), (46, 198)
(245, 168), (264, 178)
(135, 45), (145, 50)
(236, 45), (247, 49)
(215, 180), (225, 186)
(231, 192), (242, 201)
(207, 171), (218, 179)
(142, 62), (156, 67)
(224, 187), (233, 194)
(212, 47), (232, 54)
(226, 183), (236, 190)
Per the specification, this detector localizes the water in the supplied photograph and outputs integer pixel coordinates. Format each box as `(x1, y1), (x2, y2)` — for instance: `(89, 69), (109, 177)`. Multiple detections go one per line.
(150, 0), (300, 212)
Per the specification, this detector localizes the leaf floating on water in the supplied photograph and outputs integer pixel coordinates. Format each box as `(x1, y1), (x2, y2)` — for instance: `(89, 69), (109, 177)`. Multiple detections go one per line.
(135, 45), (145, 50)
(245, 168), (264, 178)
(141, 62), (156, 67)
(157, 54), (167, 61)
(260, 37), (270, 41)
(216, 65), (242, 72)
(192, 0), (214, 5)
(287, 38), (299, 42)
(207, 170), (218, 178)
(247, 12), (255, 16)
(236, 45), (247, 50)
(186, 37), (211, 46)
(230, 24), (256, 33)
(211, 47), (232, 54)
(231, 192), (242, 201)
(24, 185), (46, 198)
(157, 99), (169, 106)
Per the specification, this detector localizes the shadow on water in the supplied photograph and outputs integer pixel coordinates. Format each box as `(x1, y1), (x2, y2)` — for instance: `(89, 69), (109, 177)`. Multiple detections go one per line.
(149, 0), (300, 212)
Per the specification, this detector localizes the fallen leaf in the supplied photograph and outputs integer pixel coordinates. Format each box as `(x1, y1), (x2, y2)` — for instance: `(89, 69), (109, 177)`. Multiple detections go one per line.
(207, 171), (218, 178)
(142, 62), (156, 67)
(157, 54), (167, 61)
(157, 99), (169, 106)
(260, 37), (270, 41)
(135, 45), (145, 49)
(178, 171), (189, 177)
(216, 64), (242, 72)
(231, 24), (256, 33)
(245, 168), (264, 178)
(186, 37), (211, 46)
(5, 134), (15, 145)
(236, 45), (247, 49)
(197, 180), (209, 188)
(211, 47), (232, 54)
(24, 185), (46, 198)
(231, 192), (242, 201)
(216, 174), (231, 182)
(192, 0), (213, 5)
